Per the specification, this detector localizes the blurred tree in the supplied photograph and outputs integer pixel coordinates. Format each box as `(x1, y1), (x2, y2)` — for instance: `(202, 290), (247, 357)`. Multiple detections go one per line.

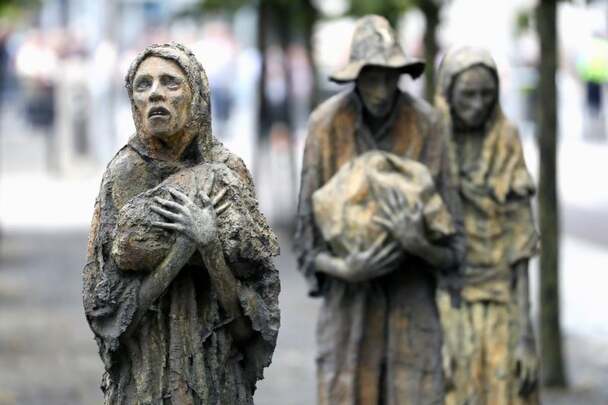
(348, 0), (445, 102)
(535, 0), (567, 388)
(197, 0), (319, 132)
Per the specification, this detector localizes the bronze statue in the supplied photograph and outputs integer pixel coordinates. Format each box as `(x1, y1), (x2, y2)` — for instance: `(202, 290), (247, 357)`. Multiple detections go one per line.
(295, 15), (465, 405)
(435, 47), (540, 405)
(83, 43), (280, 404)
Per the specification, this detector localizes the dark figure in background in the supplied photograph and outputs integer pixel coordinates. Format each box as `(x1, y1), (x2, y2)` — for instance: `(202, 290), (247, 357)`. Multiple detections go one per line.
(435, 47), (540, 405)
(295, 15), (465, 405)
(83, 43), (280, 404)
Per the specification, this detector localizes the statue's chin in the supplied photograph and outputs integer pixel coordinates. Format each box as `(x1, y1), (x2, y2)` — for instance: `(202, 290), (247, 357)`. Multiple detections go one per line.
(144, 127), (179, 142)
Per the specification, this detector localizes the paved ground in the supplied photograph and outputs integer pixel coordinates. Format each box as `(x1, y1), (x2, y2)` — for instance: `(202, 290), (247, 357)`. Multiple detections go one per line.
(0, 228), (320, 405)
(0, 228), (607, 405)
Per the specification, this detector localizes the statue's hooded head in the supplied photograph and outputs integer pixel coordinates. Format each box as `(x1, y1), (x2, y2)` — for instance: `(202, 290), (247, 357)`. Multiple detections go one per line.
(125, 43), (212, 151)
(436, 47), (499, 131)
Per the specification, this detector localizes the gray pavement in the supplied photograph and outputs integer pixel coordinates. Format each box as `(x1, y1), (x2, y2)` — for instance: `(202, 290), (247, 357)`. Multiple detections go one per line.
(0, 227), (320, 405)
(0, 227), (607, 404)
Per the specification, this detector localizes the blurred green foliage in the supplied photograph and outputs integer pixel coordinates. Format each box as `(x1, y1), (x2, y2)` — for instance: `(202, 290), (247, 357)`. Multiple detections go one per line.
(348, 0), (445, 26)
(199, 0), (318, 33)
(348, 0), (414, 25)
(0, 0), (39, 18)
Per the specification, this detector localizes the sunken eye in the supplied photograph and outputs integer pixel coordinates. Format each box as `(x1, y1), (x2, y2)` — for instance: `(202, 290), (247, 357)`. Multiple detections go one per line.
(161, 75), (182, 90)
(134, 77), (152, 91)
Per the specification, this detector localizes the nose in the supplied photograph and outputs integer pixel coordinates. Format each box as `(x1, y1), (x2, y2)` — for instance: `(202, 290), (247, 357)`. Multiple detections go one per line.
(470, 94), (484, 110)
(149, 80), (164, 102)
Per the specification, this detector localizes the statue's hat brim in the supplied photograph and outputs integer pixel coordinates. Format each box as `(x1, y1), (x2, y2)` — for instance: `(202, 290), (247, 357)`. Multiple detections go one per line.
(329, 58), (425, 83)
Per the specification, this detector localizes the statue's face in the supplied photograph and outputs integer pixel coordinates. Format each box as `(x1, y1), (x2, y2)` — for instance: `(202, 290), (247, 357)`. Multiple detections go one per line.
(132, 56), (192, 139)
(450, 65), (497, 130)
(356, 66), (400, 117)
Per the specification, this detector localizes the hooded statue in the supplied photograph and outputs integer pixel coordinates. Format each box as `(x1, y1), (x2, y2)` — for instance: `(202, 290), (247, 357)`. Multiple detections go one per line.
(83, 43), (280, 404)
(435, 47), (540, 405)
(295, 16), (465, 405)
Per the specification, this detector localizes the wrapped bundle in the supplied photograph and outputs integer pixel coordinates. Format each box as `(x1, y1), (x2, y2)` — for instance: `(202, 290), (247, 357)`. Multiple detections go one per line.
(112, 162), (277, 271)
(312, 150), (455, 255)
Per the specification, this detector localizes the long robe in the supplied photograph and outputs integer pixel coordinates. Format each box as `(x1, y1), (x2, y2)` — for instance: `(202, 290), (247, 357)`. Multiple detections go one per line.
(83, 135), (280, 405)
(295, 89), (465, 405)
(435, 47), (540, 405)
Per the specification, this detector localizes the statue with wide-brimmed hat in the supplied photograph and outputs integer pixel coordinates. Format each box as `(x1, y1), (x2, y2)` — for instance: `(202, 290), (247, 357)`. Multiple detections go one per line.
(330, 14), (425, 83)
(295, 14), (465, 405)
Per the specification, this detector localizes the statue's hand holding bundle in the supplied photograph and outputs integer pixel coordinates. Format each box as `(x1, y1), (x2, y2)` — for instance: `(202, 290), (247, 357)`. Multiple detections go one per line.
(312, 151), (455, 268)
(112, 162), (270, 272)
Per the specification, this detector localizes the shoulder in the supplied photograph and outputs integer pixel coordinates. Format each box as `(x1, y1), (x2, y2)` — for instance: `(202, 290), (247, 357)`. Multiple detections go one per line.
(498, 115), (526, 152)
(399, 91), (441, 128)
(104, 145), (147, 180)
(102, 145), (152, 209)
(309, 90), (355, 131)
(207, 139), (255, 190)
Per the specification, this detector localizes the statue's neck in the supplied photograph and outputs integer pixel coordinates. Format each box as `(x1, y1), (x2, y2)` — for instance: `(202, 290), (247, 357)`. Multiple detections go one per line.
(362, 98), (398, 135)
(140, 130), (193, 161)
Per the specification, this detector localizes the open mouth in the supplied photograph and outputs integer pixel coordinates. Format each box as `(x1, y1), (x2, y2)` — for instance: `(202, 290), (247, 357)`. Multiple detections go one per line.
(148, 106), (170, 118)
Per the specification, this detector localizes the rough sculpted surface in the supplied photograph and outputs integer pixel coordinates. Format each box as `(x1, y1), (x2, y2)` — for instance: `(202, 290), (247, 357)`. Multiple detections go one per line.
(435, 47), (540, 405)
(295, 15), (465, 405)
(312, 150), (455, 256)
(83, 43), (279, 405)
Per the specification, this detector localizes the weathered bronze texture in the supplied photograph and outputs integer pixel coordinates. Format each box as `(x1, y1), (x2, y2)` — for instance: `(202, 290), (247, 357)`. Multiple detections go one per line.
(436, 46), (540, 405)
(295, 15), (465, 405)
(83, 43), (280, 404)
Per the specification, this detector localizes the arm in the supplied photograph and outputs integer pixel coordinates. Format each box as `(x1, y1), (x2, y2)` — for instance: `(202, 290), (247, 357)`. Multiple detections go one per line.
(198, 238), (252, 342)
(513, 259), (539, 397)
(126, 236), (196, 335)
(407, 238), (456, 269)
(294, 117), (330, 296)
(515, 260), (535, 342)
(152, 185), (252, 342)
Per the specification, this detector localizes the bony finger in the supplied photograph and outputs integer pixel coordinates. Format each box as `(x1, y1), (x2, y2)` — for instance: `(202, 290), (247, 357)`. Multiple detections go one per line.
(215, 201), (231, 215)
(372, 241), (399, 261)
(355, 235), (365, 252)
(376, 252), (402, 270)
(373, 216), (393, 230)
(203, 171), (216, 196)
(168, 187), (190, 204)
(151, 221), (185, 232)
(154, 197), (186, 214)
(388, 188), (401, 209)
(378, 198), (394, 217)
(212, 187), (228, 206)
(151, 205), (183, 222)
(412, 202), (424, 219)
(368, 233), (388, 253)
(395, 189), (407, 206)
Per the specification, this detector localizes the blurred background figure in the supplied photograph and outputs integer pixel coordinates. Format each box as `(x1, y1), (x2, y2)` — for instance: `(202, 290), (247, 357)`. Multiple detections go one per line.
(0, 0), (607, 404)
(576, 34), (608, 141)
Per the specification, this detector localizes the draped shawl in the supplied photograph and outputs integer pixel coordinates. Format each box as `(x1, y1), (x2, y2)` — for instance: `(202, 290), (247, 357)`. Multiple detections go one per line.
(83, 43), (280, 404)
(435, 47), (539, 303)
